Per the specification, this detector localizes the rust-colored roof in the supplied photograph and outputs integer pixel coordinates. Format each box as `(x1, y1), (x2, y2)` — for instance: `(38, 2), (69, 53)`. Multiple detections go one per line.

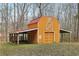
(28, 17), (41, 25)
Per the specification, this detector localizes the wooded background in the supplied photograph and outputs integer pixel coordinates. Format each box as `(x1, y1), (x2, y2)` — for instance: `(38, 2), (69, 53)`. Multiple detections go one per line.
(0, 3), (79, 42)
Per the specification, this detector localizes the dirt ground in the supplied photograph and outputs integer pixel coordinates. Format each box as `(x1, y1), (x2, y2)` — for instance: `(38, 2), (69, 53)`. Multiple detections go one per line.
(0, 42), (79, 56)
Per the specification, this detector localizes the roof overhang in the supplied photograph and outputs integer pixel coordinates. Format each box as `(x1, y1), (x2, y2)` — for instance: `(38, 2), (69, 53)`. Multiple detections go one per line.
(18, 28), (38, 34)
(10, 28), (38, 34)
(60, 29), (71, 33)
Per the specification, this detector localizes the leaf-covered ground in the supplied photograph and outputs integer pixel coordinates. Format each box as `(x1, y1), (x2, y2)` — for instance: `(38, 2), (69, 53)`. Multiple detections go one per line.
(0, 42), (79, 56)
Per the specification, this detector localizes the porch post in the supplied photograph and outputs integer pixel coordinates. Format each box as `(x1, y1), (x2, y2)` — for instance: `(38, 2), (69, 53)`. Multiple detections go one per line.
(70, 32), (71, 42)
(23, 33), (24, 40)
(17, 34), (19, 45)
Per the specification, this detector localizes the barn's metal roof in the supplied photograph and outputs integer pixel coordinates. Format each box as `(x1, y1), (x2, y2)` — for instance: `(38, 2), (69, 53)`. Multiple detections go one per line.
(16, 28), (38, 34)
(9, 28), (38, 34)
(28, 17), (40, 25)
(60, 29), (72, 33)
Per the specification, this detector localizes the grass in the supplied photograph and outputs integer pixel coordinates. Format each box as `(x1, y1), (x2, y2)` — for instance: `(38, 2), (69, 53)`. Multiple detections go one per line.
(0, 42), (79, 56)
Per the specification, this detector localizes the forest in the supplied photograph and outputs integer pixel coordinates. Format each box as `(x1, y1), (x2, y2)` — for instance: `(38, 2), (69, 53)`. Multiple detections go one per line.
(0, 3), (79, 43)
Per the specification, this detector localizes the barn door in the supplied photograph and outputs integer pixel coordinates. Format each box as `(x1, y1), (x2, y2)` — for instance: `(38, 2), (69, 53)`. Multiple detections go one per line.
(45, 32), (54, 44)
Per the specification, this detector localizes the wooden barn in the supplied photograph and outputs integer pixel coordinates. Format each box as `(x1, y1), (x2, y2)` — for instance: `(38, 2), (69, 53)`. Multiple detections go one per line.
(9, 16), (71, 45)
(27, 16), (60, 44)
